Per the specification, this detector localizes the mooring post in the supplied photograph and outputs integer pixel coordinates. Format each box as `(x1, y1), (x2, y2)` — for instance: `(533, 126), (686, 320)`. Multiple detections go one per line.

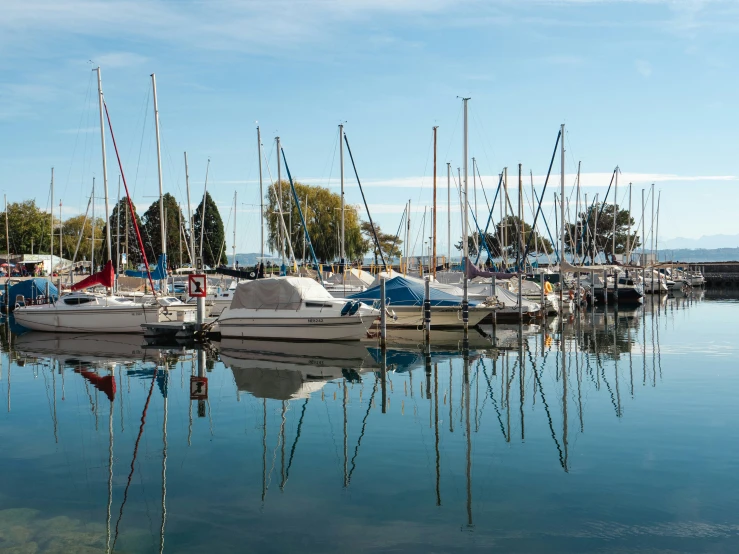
(424, 276), (431, 340)
(380, 277), (387, 347)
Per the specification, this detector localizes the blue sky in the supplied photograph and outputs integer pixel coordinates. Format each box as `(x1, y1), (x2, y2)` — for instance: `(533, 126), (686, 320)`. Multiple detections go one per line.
(1, 0), (738, 257)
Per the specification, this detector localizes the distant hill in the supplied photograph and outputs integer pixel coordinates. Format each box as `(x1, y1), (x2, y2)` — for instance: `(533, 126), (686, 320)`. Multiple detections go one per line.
(656, 248), (739, 263)
(661, 234), (739, 250)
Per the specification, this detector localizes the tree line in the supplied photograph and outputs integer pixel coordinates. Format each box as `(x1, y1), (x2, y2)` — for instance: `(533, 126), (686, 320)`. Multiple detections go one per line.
(0, 192), (228, 268)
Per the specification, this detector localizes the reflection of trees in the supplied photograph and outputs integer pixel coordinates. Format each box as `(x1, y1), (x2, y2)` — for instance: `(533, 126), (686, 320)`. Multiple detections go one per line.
(572, 310), (641, 358)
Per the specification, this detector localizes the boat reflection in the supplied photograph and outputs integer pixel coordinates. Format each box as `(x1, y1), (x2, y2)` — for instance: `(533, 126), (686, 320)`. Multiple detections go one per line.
(219, 338), (376, 400)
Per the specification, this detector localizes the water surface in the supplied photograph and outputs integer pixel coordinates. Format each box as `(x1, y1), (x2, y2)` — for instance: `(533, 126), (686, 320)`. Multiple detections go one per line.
(1, 291), (738, 553)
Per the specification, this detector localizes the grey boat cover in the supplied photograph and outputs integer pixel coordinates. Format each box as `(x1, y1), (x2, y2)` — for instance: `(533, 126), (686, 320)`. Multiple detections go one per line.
(229, 276), (333, 311)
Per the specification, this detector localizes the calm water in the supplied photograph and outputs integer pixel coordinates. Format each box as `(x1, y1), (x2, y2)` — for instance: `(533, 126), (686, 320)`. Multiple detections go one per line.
(1, 291), (738, 553)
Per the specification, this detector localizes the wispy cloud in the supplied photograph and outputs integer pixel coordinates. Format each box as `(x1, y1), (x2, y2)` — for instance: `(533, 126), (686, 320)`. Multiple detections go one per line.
(635, 59), (653, 77)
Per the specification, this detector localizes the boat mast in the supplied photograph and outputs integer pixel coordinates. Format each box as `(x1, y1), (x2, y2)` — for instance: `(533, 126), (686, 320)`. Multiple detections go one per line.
(50, 167), (54, 278)
(276, 136), (285, 268)
(575, 161), (581, 265)
(655, 190), (661, 263)
(447, 163), (451, 268)
(518, 163), (523, 271)
(339, 124), (345, 269)
(559, 123), (565, 303)
(472, 157), (478, 256)
(627, 182), (632, 263)
(116, 176), (121, 279)
(232, 191), (237, 269)
(257, 127), (264, 264)
(92, 177), (96, 273)
(651, 183), (655, 267)
(612, 167), (618, 264)
(151, 74), (166, 279)
(184, 152), (194, 265)
(462, 98), (470, 332)
(95, 67), (112, 264)
(432, 126), (438, 278)
(4, 195), (9, 266)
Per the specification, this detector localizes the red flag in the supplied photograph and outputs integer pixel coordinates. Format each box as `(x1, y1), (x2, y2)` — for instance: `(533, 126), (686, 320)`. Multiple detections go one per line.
(71, 260), (115, 291)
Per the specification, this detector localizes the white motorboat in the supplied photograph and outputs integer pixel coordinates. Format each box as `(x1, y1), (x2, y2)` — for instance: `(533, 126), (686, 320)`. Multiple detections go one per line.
(216, 276), (378, 341)
(13, 291), (162, 333)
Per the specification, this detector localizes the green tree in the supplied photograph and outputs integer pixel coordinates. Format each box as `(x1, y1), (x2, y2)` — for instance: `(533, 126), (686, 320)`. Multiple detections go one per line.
(61, 215), (107, 264)
(457, 216), (553, 259)
(141, 193), (187, 268)
(101, 198), (145, 270)
(360, 221), (401, 265)
(0, 200), (53, 257)
(194, 192), (227, 267)
(566, 203), (639, 263)
(266, 181), (367, 264)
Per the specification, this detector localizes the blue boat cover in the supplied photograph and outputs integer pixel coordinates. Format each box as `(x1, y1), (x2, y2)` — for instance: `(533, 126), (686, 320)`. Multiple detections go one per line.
(347, 276), (478, 307)
(1, 278), (59, 310)
(125, 254), (167, 281)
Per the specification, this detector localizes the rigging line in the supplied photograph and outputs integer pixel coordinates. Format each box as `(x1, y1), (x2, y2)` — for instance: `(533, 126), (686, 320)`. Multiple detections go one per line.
(283, 398), (309, 488)
(63, 69), (95, 202)
(347, 376), (379, 483)
(528, 347), (566, 471)
(480, 361), (508, 441)
(104, 100), (157, 293)
(112, 370), (157, 552)
(411, 207), (427, 262)
(130, 86), (152, 202)
(343, 133), (387, 270)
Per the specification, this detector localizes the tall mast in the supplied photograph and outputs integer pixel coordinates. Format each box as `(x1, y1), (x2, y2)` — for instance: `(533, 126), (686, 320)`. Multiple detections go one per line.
(641, 189), (645, 266)
(432, 126), (438, 277)
(50, 167), (54, 277)
(462, 98), (470, 331)
(612, 167), (618, 263)
(276, 136), (285, 267)
(91, 177), (96, 273)
(627, 182), (632, 262)
(503, 167), (508, 268)
(95, 67), (112, 263)
(575, 161), (581, 264)
(184, 152), (194, 265)
(4, 195), (9, 264)
(116, 176), (121, 277)
(151, 74), (166, 263)
(257, 127), (264, 263)
(559, 123), (565, 301)
(651, 183), (656, 265)
(59, 201), (63, 272)
(232, 191), (237, 269)
(518, 163), (523, 271)
(339, 124), (345, 267)
(447, 162), (451, 267)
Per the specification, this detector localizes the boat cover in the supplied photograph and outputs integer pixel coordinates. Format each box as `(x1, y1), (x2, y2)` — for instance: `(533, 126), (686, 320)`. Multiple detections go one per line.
(125, 254), (167, 280)
(229, 276), (333, 311)
(2, 278), (59, 310)
(327, 268), (374, 287)
(347, 276), (478, 307)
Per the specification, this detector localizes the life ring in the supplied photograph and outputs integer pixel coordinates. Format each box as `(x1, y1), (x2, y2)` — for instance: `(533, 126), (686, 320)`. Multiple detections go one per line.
(544, 281), (553, 294)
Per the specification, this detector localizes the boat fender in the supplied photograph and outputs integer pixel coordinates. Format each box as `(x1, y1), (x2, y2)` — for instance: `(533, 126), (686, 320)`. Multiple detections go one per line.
(544, 281), (553, 294)
(341, 301), (353, 316)
(348, 301), (360, 316)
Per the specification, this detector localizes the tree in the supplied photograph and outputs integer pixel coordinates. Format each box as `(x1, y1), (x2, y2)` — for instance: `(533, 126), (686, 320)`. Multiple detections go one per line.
(61, 215), (107, 264)
(360, 221), (402, 265)
(194, 192), (227, 267)
(266, 180), (367, 264)
(457, 215), (553, 260)
(0, 200), (53, 256)
(101, 198), (145, 270)
(141, 193), (187, 268)
(566, 203), (639, 263)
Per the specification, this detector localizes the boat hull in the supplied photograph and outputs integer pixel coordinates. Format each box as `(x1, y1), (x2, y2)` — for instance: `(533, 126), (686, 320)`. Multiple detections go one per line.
(13, 305), (160, 333)
(217, 313), (373, 341)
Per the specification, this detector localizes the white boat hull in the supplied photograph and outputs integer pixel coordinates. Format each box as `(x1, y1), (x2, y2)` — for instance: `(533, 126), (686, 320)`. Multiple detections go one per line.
(13, 304), (160, 333)
(217, 313), (373, 341)
(377, 305), (490, 329)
